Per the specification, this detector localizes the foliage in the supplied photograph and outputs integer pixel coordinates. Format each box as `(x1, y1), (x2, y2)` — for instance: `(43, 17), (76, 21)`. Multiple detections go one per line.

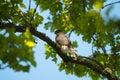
(0, 28), (36, 71)
(58, 62), (87, 77)
(0, 0), (120, 80)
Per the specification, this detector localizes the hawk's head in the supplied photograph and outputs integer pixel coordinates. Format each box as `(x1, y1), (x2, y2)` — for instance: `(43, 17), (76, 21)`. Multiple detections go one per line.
(55, 30), (62, 34)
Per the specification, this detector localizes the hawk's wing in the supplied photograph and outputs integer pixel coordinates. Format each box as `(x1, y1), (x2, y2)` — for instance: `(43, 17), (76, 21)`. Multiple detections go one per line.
(56, 34), (70, 46)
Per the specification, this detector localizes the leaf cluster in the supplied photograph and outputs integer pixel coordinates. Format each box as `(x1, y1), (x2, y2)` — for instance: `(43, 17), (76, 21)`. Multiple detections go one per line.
(0, 28), (36, 71)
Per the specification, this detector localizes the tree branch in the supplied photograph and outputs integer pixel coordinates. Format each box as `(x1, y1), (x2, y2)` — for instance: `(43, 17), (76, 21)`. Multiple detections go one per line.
(0, 23), (119, 80)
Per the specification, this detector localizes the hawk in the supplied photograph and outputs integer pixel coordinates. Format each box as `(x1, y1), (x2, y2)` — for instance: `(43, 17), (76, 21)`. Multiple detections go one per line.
(55, 30), (78, 58)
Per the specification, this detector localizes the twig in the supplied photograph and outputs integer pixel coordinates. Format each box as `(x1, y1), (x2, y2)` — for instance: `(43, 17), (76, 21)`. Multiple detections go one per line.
(68, 30), (73, 38)
(102, 1), (120, 9)
(0, 64), (9, 69)
(91, 33), (96, 54)
(28, 0), (31, 11)
(82, 0), (86, 13)
(30, 0), (40, 21)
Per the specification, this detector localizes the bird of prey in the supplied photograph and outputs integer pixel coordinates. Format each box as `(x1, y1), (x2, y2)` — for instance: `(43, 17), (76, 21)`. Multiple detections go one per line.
(55, 30), (78, 59)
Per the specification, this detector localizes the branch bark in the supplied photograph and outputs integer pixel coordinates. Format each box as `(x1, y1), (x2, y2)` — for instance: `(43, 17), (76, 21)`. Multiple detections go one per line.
(0, 23), (119, 80)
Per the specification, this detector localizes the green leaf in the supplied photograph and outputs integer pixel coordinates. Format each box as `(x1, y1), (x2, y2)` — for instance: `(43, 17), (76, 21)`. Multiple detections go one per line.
(72, 41), (78, 48)
(74, 64), (86, 77)
(88, 69), (100, 80)
(31, 13), (43, 27)
(20, 3), (26, 8)
(44, 44), (58, 63)
(58, 62), (74, 75)
(58, 62), (66, 72)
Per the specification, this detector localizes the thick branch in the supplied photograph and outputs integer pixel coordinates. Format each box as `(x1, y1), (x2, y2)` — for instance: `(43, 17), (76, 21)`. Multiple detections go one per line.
(0, 23), (119, 80)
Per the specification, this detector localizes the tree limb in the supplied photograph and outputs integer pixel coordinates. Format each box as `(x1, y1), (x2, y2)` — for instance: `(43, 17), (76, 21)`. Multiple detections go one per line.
(0, 23), (119, 80)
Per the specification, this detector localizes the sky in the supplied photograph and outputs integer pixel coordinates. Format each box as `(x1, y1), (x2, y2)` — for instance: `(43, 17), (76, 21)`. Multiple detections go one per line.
(0, 0), (120, 80)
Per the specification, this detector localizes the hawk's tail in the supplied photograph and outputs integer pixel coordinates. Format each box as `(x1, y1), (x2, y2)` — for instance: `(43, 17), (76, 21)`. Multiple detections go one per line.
(69, 46), (78, 58)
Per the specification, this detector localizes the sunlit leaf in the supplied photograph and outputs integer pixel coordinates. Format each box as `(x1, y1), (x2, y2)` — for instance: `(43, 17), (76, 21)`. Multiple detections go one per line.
(25, 40), (36, 47)
(24, 28), (31, 39)
(94, 1), (103, 10)
(100, 61), (104, 65)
